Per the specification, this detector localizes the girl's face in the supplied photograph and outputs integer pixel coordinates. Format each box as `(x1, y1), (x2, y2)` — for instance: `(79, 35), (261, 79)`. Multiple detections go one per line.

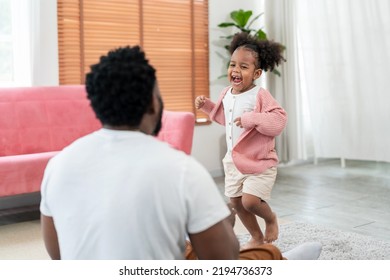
(228, 47), (262, 94)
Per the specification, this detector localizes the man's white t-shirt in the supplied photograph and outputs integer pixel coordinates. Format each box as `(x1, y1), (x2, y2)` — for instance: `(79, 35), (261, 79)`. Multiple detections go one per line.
(40, 129), (229, 260)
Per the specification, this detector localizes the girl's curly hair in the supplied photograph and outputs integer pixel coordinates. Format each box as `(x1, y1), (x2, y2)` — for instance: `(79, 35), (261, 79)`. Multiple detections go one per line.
(229, 32), (286, 72)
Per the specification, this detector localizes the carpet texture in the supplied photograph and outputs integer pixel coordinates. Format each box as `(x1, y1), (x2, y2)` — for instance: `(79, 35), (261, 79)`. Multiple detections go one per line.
(237, 222), (390, 260)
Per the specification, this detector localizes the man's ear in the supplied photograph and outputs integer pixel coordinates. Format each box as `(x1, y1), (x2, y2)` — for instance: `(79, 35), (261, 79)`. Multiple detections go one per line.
(147, 95), (158, 114)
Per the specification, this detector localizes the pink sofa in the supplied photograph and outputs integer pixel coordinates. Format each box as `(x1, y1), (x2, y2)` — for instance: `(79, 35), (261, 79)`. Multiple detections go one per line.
(0, 86), (195, 201)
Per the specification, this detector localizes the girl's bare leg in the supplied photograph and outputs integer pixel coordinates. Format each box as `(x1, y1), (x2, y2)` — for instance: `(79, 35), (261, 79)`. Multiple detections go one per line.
(230, 197), (264, 249)
(242, 194), (278, 243)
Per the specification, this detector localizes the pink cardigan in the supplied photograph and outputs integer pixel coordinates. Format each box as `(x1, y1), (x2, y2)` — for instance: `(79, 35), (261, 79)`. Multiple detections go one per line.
(201, 86), (287, 174)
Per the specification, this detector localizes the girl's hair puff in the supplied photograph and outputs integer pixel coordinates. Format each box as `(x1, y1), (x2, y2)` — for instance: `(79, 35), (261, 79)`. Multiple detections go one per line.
(229, 32), (286, 72)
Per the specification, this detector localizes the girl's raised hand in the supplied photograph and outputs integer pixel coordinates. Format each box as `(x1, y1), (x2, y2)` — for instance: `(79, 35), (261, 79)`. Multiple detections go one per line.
(195, 95), (206, 109)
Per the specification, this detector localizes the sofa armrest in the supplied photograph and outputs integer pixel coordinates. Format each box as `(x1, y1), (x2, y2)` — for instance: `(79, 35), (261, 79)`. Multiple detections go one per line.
(0, 151), (58, 197)
(156, 111), (195, 155)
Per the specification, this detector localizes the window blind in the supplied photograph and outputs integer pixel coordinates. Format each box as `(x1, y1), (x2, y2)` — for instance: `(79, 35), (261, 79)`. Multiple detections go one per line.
(57, 0), (209, 121)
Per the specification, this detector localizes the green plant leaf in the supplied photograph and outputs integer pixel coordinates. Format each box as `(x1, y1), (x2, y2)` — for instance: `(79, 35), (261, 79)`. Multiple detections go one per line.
(256, 29), (267, 40)
(272, 69), (281, 77)
(247, 13), (264, 29)
(218, 22), (237, 28)
(230, 9), (252, 28)
(241, 28), (255, 34)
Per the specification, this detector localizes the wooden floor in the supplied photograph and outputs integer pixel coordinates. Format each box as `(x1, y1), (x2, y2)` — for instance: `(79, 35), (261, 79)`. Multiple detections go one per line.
(215, 159), (390, 242)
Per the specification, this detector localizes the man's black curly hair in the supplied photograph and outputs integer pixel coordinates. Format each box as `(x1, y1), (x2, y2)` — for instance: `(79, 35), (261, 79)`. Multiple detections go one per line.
(229, 32), (286, 72)
(85, 46), (156, 127)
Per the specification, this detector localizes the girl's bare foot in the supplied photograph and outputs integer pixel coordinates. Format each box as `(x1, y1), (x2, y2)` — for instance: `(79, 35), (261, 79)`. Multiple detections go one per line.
(264, 213), (279, 243)
(240, 237), (264, 250)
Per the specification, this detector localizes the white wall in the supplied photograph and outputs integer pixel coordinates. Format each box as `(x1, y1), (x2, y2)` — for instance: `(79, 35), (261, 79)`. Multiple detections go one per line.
(191, 0), (264, 177)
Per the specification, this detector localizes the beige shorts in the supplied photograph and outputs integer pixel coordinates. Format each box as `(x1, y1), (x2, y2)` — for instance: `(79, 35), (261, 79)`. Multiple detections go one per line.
(223, 153), (277, 200)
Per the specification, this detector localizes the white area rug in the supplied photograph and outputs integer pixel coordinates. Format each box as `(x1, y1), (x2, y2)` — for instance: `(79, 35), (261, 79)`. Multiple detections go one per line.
(237, 222), (390, 260)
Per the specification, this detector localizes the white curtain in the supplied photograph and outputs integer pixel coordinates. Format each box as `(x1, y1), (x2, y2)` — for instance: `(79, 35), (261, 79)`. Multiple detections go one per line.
(9, 0), (34, 86)
(265, 0), (314, 163)
(266, 0), (390, 163)
(7, 0), (58, 86)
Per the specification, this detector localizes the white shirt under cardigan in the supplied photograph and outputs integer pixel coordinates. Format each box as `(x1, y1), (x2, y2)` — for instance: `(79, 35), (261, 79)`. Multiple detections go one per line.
(40, 129), (229, 260)
(222, 85), (259, 152)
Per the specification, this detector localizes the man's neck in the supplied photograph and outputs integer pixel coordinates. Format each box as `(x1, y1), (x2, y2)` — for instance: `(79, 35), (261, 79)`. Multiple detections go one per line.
(103, 124), (140, 131)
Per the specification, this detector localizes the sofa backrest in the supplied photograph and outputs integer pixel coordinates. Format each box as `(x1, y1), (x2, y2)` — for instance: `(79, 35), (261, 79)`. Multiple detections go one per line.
(0, 85), (195, 157)
(0, 86), (101, 156)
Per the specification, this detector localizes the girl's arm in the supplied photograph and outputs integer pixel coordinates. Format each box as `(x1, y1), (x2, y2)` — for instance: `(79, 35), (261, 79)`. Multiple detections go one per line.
(240, 90), (287, 136)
